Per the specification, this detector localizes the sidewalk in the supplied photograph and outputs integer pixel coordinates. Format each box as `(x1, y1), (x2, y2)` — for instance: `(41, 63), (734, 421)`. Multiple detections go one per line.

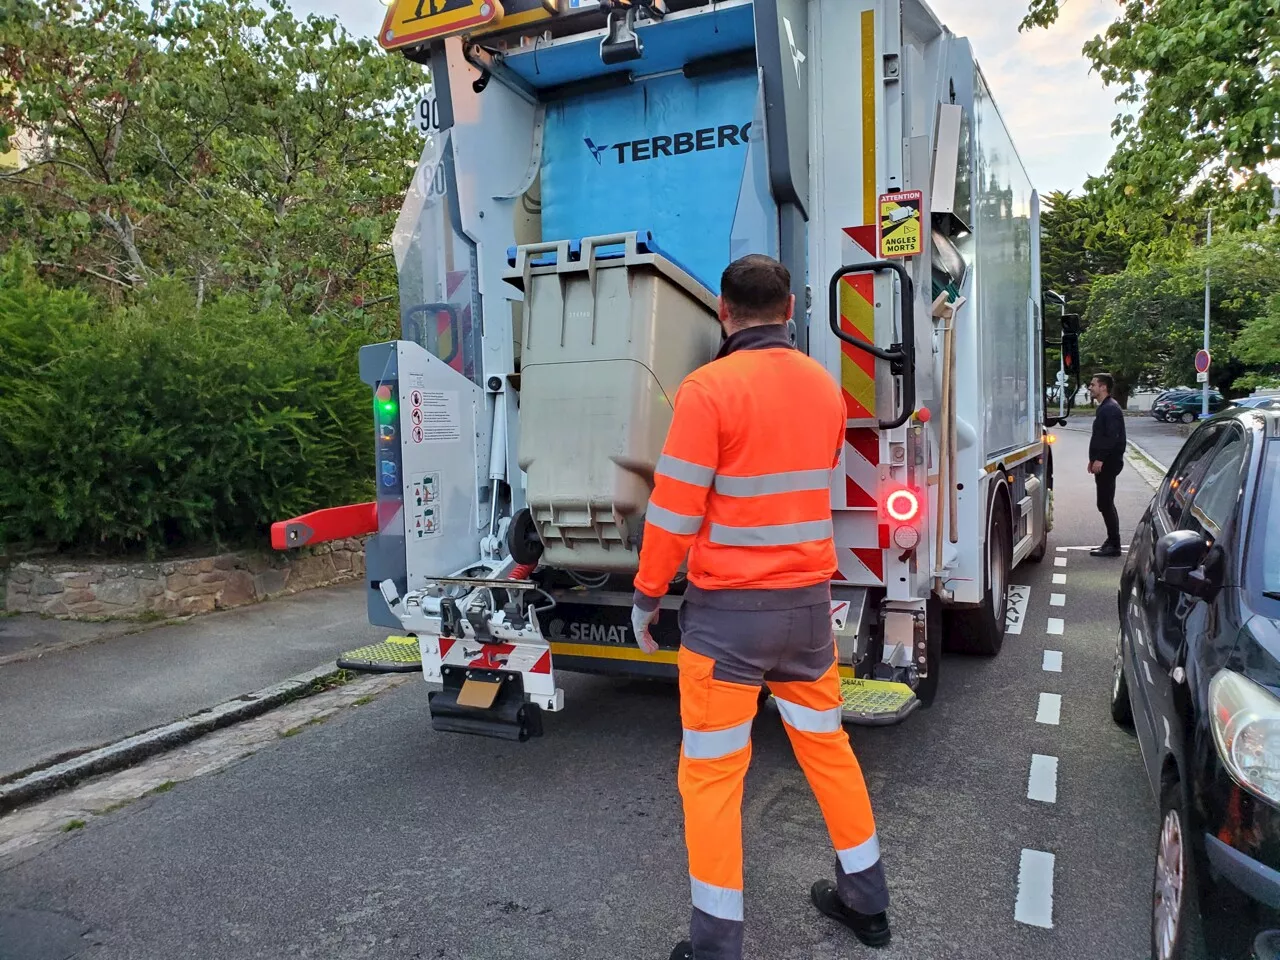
(0, 582), (387, 782)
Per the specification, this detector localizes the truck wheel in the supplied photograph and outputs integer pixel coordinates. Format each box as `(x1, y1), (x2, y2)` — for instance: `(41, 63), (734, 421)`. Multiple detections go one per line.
(916, 597), (942, 707)
(946, 488), (1011, 656)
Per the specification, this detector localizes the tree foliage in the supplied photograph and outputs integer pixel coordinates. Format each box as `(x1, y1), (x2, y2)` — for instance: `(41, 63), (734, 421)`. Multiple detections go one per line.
(1021, 0), (1278, 218)
(1082, 225), (1280, 398)
(0, 0), (423, 318)
(0, 248), (377, 554)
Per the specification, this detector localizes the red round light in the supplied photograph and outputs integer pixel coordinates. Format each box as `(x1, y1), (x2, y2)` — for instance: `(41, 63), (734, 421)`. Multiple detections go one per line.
(915, 407), (931, 423)
(886, 489), (920, 522)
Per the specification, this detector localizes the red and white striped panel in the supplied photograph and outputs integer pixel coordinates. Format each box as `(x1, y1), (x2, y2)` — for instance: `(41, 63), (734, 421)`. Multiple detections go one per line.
(420, 636), (557, 702)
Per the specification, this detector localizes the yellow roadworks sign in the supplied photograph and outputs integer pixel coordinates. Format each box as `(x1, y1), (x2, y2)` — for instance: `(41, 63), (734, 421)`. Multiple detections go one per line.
(380, 0), (505, 51)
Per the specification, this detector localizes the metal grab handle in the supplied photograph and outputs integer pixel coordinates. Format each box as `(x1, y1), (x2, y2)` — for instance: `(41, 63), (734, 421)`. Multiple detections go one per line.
(828, 260), (916, 430)
(404, 302), (461, 366)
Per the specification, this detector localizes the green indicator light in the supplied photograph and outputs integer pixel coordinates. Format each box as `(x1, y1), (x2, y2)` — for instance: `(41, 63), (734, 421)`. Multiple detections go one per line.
(378, 399), (398, 418)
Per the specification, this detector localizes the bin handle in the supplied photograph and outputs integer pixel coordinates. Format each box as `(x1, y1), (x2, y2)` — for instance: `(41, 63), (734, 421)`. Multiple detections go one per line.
(828, 260), (916, 430)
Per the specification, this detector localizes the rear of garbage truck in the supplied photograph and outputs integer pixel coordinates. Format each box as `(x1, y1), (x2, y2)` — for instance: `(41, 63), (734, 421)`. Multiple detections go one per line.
(274, 0), (1052, 738)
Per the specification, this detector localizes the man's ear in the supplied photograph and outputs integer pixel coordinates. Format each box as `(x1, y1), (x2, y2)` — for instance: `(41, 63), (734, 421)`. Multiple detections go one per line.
(718, 297), (730, 324)
(786, 293), (795, 322)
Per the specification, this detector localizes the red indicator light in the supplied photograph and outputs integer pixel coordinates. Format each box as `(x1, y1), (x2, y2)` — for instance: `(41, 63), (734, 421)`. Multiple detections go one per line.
(915, 407), (931, 423)
(886, 489), (920, 522)
(376, 384), (392, 402)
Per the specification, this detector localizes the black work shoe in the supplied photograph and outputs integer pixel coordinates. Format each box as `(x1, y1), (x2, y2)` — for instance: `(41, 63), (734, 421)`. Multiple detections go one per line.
(669, 941), (693, 960)
(1090, 543), (1122, 558)
(811, 880), (891, 948)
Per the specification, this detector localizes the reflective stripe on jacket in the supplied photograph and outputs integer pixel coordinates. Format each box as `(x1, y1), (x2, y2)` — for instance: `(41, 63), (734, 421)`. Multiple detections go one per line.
(633, 323), (845, 598)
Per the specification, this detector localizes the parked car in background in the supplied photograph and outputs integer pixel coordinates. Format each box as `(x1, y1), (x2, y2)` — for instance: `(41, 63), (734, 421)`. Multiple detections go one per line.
(1154, 390), (1227, 423)
(1235, 396), (1280, 412)
(1111, 406), (1280, 959)
(1152, 390), (1199, 421)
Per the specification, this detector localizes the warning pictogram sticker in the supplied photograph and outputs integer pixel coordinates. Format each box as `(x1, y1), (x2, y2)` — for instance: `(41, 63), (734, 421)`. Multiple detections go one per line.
(412, 425), (424, 444)
(878, 190), (923, 259)
(411, 408), (423, 426)
(410, 389), (422, 408)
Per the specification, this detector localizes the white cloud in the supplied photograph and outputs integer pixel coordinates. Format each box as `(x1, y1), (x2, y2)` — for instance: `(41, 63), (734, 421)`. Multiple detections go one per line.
(927, 0), (1120, 192)
(290, 0), (1119, 193)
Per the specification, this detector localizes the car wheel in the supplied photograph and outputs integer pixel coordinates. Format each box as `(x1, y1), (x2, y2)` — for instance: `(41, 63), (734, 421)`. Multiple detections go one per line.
(945, 486), (1011, 656)
(1181, 411), (1196, 424)
(1152, 780), (1207, 960)
(1110, 630), (1133, 727)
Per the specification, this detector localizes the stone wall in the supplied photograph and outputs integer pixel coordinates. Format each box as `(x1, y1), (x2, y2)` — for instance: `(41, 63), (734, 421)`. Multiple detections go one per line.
(4, 539), (366, 620)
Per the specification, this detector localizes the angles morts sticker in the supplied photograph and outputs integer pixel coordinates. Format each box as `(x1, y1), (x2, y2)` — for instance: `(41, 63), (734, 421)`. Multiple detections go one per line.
(878, 190), (923, 259)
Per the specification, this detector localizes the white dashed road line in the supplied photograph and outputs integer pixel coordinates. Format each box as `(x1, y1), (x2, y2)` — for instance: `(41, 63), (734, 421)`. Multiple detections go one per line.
(1046, 618), (1064, 636)
(1036, 693), (1062, 725)
(1052, 573), (1066, 585)
(1054, 557), (1067, 568)
(1050, 593), (1065, 607)
(1005, 585), (1032, 635)
(1015, 849), (1056, 928)
(1027, 754), (1059, 803)
(1042, 650), (1062, 672)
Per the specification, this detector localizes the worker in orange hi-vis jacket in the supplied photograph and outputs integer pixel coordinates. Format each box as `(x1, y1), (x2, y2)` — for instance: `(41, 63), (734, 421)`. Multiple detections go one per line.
(631, 255), (891, 960)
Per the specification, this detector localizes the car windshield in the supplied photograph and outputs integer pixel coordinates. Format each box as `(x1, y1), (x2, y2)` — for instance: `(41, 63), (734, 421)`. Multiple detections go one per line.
(1257, 441), (1280, 597)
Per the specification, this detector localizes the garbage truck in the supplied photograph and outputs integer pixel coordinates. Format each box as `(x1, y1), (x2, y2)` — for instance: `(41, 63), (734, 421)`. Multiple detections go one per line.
(273, 0), (1056, 739)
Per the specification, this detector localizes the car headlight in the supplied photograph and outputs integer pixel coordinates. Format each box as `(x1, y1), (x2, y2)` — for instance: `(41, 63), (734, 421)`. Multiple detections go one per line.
(1210, 670), (1280, 805)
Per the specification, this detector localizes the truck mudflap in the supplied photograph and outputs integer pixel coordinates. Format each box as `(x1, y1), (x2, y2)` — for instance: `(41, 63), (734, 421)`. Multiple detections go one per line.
(427, 664), (546, 742)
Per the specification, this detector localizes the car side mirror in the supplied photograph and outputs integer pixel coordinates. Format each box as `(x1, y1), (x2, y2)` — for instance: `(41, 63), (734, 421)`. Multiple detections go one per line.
(1155, 530), (1219, 600)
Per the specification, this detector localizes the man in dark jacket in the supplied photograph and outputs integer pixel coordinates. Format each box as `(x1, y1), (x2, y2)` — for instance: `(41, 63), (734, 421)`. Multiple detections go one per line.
(1087, 372), (1126, 557)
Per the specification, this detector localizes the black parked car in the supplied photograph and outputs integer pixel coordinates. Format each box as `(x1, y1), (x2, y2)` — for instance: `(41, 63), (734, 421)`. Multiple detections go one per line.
(1154, 390), (1228, 423)
(1112, 406), (1280, 959)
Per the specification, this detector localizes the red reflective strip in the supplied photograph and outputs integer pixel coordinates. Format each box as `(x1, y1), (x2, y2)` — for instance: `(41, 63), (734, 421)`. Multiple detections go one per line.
(468, 643), (516, 669)
(879, 523), (890, 548)
(531, 649), (552, 675)
(846, 427), (880, 467)
(853, 548), (884, 581)
(846, 475), (876, 508)
(438, 638), (455, 660)
(842, 225), (878, 255)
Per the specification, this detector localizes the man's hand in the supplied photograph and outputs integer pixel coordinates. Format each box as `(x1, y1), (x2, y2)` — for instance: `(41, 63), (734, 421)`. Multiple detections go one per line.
(630, 603), (660, 654)
(1089, 460), (1104, 475)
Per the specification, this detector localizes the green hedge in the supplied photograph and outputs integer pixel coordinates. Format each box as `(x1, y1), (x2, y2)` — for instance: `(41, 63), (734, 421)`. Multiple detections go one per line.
(0, 255), (377, 555)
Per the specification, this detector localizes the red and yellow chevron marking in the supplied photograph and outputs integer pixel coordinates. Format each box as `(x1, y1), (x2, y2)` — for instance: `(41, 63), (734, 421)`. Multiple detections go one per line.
(839, 274), (876, 420)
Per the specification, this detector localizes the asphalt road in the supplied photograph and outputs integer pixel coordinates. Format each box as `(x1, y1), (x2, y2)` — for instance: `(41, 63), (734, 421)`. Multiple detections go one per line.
(1060, 410), (1190, 473)
(0, 430), (1165, 960)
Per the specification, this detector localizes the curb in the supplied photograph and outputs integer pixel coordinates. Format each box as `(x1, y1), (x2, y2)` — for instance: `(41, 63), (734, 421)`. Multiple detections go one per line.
(1126, 439), (1169, 475)
(0, 662), (344, 816)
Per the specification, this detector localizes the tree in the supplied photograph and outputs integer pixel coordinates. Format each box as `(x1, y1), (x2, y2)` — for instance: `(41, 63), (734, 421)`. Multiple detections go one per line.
(1083, 225), (1280, 399)
(0, 0), (424, 317)
(1021, 0), (1278, 223)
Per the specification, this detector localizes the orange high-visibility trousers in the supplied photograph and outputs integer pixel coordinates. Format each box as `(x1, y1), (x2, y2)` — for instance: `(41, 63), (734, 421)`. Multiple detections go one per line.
(676, 592), (888, 960)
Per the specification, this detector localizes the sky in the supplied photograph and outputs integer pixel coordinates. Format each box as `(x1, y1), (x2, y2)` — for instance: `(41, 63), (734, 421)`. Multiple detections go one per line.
(291, 0), (1120, 194)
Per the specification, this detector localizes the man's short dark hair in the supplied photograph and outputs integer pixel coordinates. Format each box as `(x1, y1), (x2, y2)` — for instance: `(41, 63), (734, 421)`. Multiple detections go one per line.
(720, 254), (791, 324)
(1092, 372), (1114, 395)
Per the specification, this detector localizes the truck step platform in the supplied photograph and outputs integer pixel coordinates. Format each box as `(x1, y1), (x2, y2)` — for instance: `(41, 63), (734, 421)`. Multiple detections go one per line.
(768, 677), (919, 728)
(336, 636), (422, 674)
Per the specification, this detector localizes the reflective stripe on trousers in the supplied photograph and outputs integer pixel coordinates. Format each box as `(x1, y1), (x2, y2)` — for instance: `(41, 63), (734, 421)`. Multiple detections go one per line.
(677, 629), (889, 960)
